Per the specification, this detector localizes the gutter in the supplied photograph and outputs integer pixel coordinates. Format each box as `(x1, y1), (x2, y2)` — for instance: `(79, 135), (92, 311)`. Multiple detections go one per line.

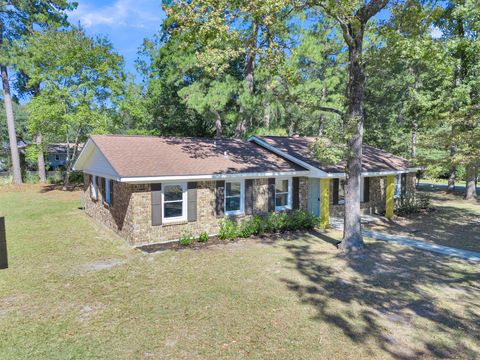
(119, 170), (311, 184)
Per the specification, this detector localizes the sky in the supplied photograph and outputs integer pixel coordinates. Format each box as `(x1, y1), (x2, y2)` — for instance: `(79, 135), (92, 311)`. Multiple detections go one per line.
(68, 0), (166, 77)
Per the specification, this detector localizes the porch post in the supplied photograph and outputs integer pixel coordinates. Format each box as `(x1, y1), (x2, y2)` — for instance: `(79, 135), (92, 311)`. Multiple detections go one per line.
(386, 175), (395, 219)
(320, 178), (330, 228)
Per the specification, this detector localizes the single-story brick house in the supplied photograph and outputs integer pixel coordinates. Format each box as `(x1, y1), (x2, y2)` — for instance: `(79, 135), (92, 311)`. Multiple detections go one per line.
(73, 135), (420, 246)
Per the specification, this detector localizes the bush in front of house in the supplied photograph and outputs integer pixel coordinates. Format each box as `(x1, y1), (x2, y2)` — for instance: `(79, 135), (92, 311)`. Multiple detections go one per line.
(218, 210), (319, 241)
(198, 231), (209, 242)
(218, 218), (238, 241)
(395, 193), (432, 216)
(179, 230), (195, 246)
(288, 209), (319, 230)
(237, 215), (266, 238)
(265, 212), (289, 233)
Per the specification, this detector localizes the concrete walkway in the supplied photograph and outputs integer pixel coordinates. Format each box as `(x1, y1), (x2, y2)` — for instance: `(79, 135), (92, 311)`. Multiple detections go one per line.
(330, 217), (480, 262)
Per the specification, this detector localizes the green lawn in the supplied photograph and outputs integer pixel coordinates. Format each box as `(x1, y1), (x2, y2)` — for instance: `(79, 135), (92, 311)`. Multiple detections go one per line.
(1, 185), (479, 359)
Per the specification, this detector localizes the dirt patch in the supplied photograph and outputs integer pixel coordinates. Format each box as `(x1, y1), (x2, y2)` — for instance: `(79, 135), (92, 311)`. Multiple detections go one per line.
(79, 303), (106, 322)
(78, 258), (127, 272)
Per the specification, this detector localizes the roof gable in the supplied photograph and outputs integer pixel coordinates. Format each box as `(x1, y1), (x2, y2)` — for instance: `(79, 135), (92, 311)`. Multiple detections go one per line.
(73, 139), (119, 179)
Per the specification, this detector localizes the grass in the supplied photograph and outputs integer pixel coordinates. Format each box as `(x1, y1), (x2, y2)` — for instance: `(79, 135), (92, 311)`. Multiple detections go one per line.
(1, 185), (479, 359)
(366, 185), (480, 252)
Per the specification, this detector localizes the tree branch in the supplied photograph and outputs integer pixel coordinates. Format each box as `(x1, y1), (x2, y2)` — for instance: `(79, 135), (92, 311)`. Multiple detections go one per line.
(356, 0), (389, 23)
(318, 106), (344, 117)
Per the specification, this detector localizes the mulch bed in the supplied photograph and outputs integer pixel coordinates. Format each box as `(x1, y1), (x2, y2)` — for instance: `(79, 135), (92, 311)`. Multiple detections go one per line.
(136, 230), (312, 253)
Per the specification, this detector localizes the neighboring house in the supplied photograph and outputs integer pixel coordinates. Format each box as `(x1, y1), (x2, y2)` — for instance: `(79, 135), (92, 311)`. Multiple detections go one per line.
(46, 143), (83, 170)
(0, 139), (28, 172)
(73, 135), (420, 246)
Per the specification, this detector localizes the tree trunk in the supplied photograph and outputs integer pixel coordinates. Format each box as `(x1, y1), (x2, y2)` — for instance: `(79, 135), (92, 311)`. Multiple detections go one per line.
(212, 110), (222, 139)
(263, 104), (270, 129)
(1, 65), (22, 184)
(36, 133), (47, 183)
(62, 132), (79, 191)
(447, 168), (456, 192)
(235, 22), (257, 138)
(465, 165), (477, 200)
(340, 30), (365, 253)
(319, 114), (325, 136)
(0, 22), (22, 184)
(411, 121), (417, 159)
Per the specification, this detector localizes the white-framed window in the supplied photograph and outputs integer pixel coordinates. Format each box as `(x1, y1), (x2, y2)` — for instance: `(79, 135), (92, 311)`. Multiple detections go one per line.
(90, 175), (98, 200)
(162, 183), (187, 222)
(338, 179), (346, 205)
(105, 179), (111, 205)
(394, 174), (402, 199)
(225, 180), (244, 215)
(275, 177), (292, 210)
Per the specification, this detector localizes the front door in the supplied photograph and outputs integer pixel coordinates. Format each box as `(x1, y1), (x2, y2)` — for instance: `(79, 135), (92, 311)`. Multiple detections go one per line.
(308, 178), (320, 217)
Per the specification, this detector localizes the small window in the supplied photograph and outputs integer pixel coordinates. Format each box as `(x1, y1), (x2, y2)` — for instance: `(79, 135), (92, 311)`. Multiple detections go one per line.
(394, 175), (402, 199)
(225, 181), (244, 215)
(163, 183), (187, 222)
(55, 155), (60, 161)
(275, 178), (291, 210)
(90, 175), (98, 200)
(338, 180), (345, 205)
(105, 179), (111, 205)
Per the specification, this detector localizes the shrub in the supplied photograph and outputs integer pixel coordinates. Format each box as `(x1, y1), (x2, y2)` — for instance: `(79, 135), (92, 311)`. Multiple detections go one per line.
(47, 171), (63, 184)
(416, 192), (432, 209)
(0, 175), (12, 186)
(217, 210), (319, 241)
(218, 218), (238, 240)
(68, 171), (84, 184)
(24, 172), (40, 184)
(179, 230), (195, 246)
(395, 193), (432, 216)
(289, 209), (319, 230)
(198, 231), (209, 242)
(265, 212), (289, 233)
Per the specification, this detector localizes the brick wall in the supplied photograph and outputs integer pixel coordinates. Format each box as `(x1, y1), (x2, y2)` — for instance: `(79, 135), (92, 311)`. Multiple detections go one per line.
(83, 175), (309, 246)
(83, 174), (137, 243)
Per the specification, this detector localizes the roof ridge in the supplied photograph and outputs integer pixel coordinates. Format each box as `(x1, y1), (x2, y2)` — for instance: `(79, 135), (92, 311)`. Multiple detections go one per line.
(90, 134), (245, 142)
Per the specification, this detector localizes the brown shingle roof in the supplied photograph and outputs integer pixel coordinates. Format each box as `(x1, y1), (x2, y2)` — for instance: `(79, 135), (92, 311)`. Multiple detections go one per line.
(257, 136), (412, 173)
(90, 135), (306, 177)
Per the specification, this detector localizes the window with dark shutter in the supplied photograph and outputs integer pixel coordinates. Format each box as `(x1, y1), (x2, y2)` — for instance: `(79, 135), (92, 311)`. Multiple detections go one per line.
(267, 178), (275, 212)
(215, 180), (225, 217)
(151, 183), (162, 226)
(187, 182), (197, 222)
(245, 179), (253, 215)
(292, 177), (300, 209)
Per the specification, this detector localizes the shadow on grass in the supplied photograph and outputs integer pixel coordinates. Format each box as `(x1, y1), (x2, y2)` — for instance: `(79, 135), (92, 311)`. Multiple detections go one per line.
(369, 202), (480, 253)
(281, 233), (480, 358)
(39, 184), (84, 193)
(417, 184), (480, 201)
